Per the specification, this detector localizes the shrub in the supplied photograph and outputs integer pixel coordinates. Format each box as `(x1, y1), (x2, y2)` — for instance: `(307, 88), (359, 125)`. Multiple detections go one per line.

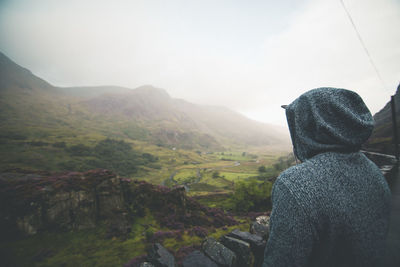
(28, 141), (49, 147)
(142, 153), (158, 162)
(258, 166), (267, 173)
(52, 142), (66, 148)
(124, 255), (147, 267)
(232, 178), (273, 212)
(150, 230), (183, 242)
(66, 144), (92, 156)
(145, 229), (154, 240)
(188, 226), (208, 238)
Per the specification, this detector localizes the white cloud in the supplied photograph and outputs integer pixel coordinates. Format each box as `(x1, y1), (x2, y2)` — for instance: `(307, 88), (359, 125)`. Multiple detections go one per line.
(0, 0), (399, 126)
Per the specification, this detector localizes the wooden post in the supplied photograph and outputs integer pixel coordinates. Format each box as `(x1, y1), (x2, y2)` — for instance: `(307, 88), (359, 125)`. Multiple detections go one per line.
(391, 94), (399, 160)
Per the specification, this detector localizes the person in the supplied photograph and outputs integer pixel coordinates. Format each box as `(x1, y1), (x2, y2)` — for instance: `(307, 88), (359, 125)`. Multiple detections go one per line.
(263, 87), (391, 267)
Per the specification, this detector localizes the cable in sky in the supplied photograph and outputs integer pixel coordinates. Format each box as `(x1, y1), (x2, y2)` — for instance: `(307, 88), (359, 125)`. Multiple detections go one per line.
(339, 0), (388, 91)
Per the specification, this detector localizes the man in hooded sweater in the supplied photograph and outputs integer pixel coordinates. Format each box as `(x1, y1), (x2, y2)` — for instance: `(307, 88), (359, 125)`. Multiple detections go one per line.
(263, 88), (391, 267)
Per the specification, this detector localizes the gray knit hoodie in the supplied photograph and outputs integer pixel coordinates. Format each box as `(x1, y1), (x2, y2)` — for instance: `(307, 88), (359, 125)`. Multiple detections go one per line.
(263, 88), (391, 267)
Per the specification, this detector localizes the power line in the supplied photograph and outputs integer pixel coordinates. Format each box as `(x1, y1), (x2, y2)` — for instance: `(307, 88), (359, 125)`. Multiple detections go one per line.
(339, 0), (387, 91)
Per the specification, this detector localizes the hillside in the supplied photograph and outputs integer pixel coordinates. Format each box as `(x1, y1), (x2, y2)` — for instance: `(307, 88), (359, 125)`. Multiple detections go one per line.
(0, 51), (289, 150)
(0, 168), (247, 266)
(364, 84), (400, 154)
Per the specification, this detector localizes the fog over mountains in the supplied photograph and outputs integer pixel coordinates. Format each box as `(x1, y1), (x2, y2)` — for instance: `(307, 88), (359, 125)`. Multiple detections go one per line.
(0, 51), (290, 151)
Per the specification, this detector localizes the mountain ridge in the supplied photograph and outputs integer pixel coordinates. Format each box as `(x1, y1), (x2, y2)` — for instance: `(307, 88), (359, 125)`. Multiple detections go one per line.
(0, 51), (290, 151)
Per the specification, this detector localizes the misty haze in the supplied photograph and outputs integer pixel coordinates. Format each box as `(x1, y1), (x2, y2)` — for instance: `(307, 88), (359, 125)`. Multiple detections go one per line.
(0, 0), (399, 266)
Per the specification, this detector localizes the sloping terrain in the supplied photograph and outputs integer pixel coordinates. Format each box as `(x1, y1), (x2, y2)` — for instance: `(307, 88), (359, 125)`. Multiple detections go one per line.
(0, 51), (289, 151)
(364, 85), (400, 154)
(0, 51), (290, 173)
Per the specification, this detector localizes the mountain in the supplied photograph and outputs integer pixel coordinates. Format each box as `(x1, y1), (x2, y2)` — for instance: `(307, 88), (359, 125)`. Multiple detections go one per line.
(0, 51), (290, 152)
(0, 52), (54, 92)
(364, 84), (400, 154)
(59, 85), (131, 98)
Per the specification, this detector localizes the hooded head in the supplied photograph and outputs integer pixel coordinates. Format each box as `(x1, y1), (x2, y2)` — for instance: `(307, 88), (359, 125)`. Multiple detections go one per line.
(285, 87), (374, 162)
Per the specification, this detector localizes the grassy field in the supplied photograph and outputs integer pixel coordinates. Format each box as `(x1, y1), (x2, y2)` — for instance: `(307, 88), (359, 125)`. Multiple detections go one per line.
(0, 137), (293, 266)
(1, 210), (251, 267)
(0, 130), (290, 189)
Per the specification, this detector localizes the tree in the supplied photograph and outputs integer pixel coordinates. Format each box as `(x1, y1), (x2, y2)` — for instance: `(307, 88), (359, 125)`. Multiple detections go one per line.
(212, 171), (220, 178)
(232, 179), (273, 212)
(258, 166), (267, 173)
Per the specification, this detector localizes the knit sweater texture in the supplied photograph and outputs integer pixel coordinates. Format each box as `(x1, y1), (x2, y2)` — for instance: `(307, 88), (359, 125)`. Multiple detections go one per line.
(263, 88), (391, 267)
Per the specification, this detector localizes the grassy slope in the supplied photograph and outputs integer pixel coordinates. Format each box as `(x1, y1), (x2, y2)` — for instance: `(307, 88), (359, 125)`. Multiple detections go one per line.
(0, 149), (288, 266)
(1, 211), (250, 267)
(0, 52), (292, 266)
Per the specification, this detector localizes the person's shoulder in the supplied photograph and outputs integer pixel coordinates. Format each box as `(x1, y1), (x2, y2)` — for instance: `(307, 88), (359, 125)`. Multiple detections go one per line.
(276, 161), (315, 185)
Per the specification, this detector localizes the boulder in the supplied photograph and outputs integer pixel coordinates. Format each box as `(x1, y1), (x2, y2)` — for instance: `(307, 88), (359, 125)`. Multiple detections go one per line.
(139, 262), (155, 267)
(220, 235), (253, 267)
(227, 229), (266, 267)
(202, 237), (236, 267)
(148, 243), (175, 267)
(250, 216), (270, 240)
(182, 250), (218, 267)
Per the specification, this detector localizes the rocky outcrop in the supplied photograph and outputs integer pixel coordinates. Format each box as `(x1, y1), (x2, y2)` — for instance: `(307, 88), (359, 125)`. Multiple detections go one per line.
(1, 168), (270, 266)
(182, 250), (218, 267)
(202, 237), (237, 267)
(249, 215), (270, 240)
(227, 229), (266, 267)
(148, 243), (175, 267)
(0, 169), (130, 237)
(220, 236), (253, 267)
(133, 215), (270, 267)
(0, 169), (237, 240)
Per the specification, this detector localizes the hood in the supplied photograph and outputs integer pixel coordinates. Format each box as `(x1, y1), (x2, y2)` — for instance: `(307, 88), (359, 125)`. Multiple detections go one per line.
(285, 87), (374, 161)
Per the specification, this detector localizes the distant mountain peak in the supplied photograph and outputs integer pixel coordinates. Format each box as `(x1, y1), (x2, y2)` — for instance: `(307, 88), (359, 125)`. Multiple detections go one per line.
(131, 85), (171, 99)
(1, 51), (290, 150)
(0, 51), (53, 91)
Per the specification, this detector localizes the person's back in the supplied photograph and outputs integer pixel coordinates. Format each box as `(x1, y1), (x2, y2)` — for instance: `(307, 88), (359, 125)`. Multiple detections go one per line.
(263, 88), (391, 267)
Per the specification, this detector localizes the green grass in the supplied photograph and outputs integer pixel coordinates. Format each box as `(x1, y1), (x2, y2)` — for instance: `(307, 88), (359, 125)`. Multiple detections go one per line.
(192, 193), (236, 210)
(2, 226), (142, 267)
(1, 211), (158, 267)
(219, 171), (257, 181)
(1, 211), (251, 267)
(174, 169), (198, 183)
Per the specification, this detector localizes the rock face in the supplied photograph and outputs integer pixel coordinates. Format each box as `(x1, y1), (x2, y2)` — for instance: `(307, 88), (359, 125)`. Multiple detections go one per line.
(139, 262), (155, 267)
(202, 237), (237, 267)
(1, 169), (234, 238)
(0, 169), (131, 237)
(250, 216), (270, 240)
(182, 250), (218, 267)
(227, 229), (266, 267)
(148, 243), (175, 267)
(220, 235), (253, 267)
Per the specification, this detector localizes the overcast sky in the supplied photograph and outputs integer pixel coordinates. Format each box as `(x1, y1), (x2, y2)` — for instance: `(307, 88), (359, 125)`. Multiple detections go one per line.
(1, 0), (399, 125)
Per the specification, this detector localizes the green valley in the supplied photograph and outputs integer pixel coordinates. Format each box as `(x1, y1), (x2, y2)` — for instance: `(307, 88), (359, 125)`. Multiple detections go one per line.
(0, 51), (293, 266)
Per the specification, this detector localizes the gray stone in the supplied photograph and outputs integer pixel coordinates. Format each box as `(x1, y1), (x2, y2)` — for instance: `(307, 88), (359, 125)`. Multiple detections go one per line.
(148, 243), (175, 267)
(220, 235), (253, 267)
(227, 229), (266, 267)
(182, 250), (218, 267)
(139, 262), (155, 267)
(250, 216), (270, 240)
(202, 237), (236, 267)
